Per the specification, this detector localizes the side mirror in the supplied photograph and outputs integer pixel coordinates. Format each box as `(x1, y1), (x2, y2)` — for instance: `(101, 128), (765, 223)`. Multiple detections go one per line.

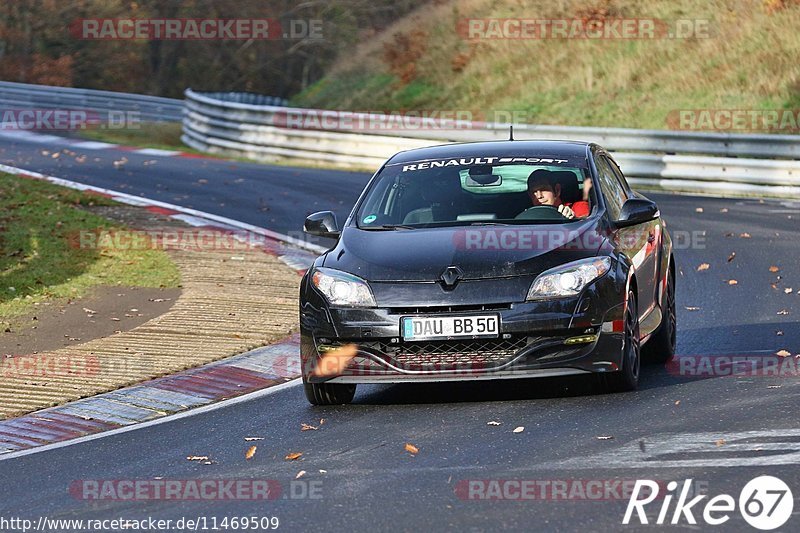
(615, 198), (659, 228)
(304, 211), (340, 238)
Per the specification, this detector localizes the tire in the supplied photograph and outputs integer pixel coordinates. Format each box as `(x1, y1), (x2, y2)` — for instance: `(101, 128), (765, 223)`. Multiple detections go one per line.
(304, 382), (356, 405)
(604, 290), (641, 392)
(642, 268), (676, 364)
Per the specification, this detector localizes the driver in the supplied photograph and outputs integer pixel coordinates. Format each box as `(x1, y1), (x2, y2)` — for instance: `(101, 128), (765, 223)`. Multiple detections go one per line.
(527, 169), (590, 219)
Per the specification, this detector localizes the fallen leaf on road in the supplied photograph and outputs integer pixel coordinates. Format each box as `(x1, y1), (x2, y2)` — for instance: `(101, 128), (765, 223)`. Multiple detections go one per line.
(696, 263), (710, 272)
(301, 423), (318, 431)
(245, 446), (257, 460)
(727, 252), (736, 262)
(487, 421), (501, 426)
(319, 419), (326, 425)
(244, 437), (264, 441)
(715, 439), (726, 447)
(777, 309), (790, 315)
(319, 469), (327, 474)
(685, 306), (700, 311)
(695, 207), (704, 213)
(728, 279), (738, 285)
(740, 232), (752, 238)
(513, 426), (525, 434)
(784, 288), (793, 294)
(295, 470), (306, 479)
(596, 435), (614, 440)
(404, 443), (419, 455)
(769, 266), (780, 273)
(777, 330), (784, 336)
(771, 283), (779, 290)
(674, 400), (681, 406)
(312, 345), (358, 377)
(719, 208), (729, 213)
(776, 350), (791, 357)
(285, 452), (303, 461)
(187, 456), (209, 461)
(767, 385), (782, 389)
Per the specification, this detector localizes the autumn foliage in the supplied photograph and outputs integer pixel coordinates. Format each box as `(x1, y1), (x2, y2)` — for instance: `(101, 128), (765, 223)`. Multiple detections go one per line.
(0, 0), (426, 98)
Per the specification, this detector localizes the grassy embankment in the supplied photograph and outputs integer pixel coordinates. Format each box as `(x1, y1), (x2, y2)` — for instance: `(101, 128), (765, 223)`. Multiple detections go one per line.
(0, 173), (180, 330)
(293, 0), (800, 131)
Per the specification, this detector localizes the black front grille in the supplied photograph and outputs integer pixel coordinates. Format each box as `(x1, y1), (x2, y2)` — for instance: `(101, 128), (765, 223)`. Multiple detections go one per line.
(387, 303), (512, 315)
(364, 336), (530, 370)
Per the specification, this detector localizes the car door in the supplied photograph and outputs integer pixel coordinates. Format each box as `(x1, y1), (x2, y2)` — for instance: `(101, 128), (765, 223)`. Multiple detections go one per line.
(607, 155), (661, 317)
(594, 154), (659, 317)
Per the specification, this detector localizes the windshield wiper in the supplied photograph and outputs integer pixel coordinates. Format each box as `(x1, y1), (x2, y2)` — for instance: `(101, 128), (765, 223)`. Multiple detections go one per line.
(360, 224), (418, 230)
(468, 221), (511, 226)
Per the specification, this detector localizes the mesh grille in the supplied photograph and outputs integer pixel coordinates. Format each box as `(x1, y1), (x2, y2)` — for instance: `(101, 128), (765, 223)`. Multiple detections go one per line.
(368, 336), (529, 370)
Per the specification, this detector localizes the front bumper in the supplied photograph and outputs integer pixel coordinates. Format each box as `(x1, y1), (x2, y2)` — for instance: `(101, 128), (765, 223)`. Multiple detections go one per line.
(300, 274), (627, 384)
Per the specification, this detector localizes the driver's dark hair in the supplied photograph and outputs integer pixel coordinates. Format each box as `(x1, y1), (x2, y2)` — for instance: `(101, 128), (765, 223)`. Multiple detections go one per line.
(527, 169), (556, 191)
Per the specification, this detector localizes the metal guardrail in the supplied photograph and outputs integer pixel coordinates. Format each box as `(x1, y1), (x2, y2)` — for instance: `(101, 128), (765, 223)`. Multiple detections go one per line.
(182, 88), (800, 198)
(0, 80), (184, 122)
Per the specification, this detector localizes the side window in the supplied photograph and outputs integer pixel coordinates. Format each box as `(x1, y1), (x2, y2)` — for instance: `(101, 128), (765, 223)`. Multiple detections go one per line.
(606, 157), (632, 195)
(594, 155), (627, 220)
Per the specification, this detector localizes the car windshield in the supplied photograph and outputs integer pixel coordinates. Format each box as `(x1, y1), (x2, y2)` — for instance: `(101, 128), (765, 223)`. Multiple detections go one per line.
(356, 155), (594, 228)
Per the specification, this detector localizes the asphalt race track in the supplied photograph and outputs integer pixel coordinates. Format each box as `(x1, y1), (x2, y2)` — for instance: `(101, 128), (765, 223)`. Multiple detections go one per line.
(1, 134), (799, 531)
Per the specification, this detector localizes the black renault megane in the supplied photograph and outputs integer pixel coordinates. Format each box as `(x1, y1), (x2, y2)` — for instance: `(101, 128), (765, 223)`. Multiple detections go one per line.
(299, 140), (676, 405)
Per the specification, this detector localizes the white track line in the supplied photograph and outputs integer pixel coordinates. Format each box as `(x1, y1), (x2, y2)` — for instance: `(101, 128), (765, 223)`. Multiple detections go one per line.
(134, 148), (182, 156)
(0, 379), (301, 462)
(71, 141), (119, 150)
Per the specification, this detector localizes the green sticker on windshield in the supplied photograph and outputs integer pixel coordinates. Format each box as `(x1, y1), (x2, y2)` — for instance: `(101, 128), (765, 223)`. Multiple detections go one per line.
(363, 214), (377, 224)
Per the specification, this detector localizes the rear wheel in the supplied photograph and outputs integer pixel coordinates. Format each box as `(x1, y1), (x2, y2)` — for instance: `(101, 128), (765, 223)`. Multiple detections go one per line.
(604, 290), (641, 392)
(642, 268), (676, 364)
(304, 382), (356, 405)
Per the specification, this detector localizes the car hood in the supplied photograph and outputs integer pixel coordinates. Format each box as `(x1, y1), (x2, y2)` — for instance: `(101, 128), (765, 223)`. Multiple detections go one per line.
(322, 218), (606, 282)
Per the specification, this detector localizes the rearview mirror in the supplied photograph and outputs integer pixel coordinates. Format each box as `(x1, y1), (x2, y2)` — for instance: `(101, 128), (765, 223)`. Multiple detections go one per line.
(304, 211), (340, 238)
(466, 174), (502, 187)
(466, 165), (502, 187)
(615, 198), (659, 228)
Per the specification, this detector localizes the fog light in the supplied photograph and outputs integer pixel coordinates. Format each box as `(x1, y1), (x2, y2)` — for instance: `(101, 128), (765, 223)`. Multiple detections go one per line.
(564, 334), (598, 345)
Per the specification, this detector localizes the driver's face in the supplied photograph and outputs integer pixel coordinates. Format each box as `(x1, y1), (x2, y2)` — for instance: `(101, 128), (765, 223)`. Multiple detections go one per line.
(528, 181), (558, 206)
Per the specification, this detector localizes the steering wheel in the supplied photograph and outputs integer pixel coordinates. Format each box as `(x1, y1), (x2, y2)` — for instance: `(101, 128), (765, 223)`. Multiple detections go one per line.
(515, 205), (569, 221)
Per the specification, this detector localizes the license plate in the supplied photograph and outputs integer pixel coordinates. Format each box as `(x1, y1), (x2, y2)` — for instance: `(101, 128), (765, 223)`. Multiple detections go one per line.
(401, 314), (500, 341)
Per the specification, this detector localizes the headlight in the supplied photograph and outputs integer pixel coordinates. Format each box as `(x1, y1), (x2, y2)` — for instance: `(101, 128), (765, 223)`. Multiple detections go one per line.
(527, 257), (612, 300)
(311, 267), (376, 307)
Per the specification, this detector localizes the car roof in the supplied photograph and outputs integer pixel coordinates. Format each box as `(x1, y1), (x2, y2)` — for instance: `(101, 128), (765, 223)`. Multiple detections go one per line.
(386, 140), (592, 165)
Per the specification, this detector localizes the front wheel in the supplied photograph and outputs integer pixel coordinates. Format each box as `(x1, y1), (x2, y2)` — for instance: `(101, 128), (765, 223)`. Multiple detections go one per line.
(603, 290), (641, 392)
(304, 382), (356, 405)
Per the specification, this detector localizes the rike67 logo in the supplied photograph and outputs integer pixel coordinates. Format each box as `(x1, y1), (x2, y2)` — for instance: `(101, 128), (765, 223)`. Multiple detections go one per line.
(623, 476), (793, 530)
